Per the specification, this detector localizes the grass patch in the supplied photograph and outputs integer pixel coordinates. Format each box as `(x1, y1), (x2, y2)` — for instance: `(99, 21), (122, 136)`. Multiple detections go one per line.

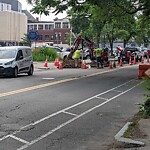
(123, 113), (141, 138)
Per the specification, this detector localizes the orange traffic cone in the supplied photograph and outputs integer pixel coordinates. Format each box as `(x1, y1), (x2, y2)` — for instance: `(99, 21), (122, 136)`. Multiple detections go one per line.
(54, 58), (59, 66)
(82, 60), (87, 69)
(141, 56), (144, 63)
(120, 57), (123, 66)
(147, 55), (149, 63)
(44, 59), (48, 67)
(129, 56), (132, 65)
(109, 61), (113, 69)
(133, 55), (136, 65)
(58, 61), (63, 69)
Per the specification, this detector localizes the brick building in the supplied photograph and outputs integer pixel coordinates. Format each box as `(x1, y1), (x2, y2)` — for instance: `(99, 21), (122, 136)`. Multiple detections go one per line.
(26, 16), (71, 47)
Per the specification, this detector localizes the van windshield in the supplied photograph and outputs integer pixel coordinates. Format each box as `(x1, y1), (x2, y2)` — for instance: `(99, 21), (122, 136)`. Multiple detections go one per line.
(0, 50), (17, 59)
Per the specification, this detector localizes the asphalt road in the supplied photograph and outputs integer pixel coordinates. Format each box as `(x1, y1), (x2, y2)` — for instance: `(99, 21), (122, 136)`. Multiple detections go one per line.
(0, 65), (146, 150)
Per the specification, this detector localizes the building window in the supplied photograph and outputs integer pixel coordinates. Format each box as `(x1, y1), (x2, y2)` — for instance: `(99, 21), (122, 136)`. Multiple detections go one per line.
(34, 25), (37, 30)
(39, 35), (43, 41)
(7, 5), (9, 11)
(29, 25), (33, 30)
(55, 23), (61, 29)
(63, 22), (69, 28)
(45, 25), (49, 30)
(58, 33), (61, 40)
(27, 25), (30, 31)
(38, 25), (43, 30)
(1, 3), (3, 11)
(45, 24), (54, 30)
(45, 35), (49, 41)
(50, 35), (54, 40)
(49, 25), (54, 30)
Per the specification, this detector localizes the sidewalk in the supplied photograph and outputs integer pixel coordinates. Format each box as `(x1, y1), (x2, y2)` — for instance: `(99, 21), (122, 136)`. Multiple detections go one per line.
(33, 61), (57, 70)
(110, 118), (150, 150)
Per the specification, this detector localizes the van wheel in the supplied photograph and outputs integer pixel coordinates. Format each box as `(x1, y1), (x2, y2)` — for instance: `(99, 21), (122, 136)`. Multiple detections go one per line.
(13, 67), (18, 78)
(28, 65), (33, 76)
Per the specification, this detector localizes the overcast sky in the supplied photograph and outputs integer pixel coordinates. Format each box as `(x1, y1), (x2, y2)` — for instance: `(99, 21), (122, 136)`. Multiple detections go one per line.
(18, 0), (67, 21)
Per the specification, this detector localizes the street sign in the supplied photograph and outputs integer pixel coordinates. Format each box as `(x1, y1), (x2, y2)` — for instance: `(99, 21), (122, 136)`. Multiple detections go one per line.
(28, 30), (39, 41)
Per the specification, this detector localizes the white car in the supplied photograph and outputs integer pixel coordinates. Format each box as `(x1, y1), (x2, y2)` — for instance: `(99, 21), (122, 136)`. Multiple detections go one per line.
(0, 46), (34, 77)
(61, 48), (71, 60)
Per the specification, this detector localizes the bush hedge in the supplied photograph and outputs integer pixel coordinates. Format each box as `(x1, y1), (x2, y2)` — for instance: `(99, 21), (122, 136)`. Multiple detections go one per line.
(32, 46), (60, 61)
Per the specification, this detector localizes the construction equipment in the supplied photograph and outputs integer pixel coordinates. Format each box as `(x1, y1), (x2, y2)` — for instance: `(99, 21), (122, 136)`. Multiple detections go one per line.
(62, 35), (109, 68)
(62, 35), (94, 68)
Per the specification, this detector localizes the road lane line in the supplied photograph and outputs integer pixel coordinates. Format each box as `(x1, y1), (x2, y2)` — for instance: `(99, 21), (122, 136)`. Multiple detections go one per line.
(112, 89), (123, 93)
(9, 135), (29, 144)
(96, 96), (108, 101)
(0, 68), (119, 98)
(63, 111), (78, 116)
(0, 78), (76, 98)
(0, 78), (137, 144)
(18, 81), (142, 150)
(0, 79), (136, 143)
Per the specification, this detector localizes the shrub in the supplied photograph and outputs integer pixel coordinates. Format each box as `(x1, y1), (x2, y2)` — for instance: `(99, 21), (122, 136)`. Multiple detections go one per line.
(32, 46), (59, 61)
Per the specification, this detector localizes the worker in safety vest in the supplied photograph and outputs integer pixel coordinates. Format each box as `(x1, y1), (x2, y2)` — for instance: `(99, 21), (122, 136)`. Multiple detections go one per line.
(73, 49), (81, 68)
(94, 47), (103, 68)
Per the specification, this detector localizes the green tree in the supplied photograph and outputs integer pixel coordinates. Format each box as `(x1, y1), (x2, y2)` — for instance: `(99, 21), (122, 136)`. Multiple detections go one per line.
(20, 34), (31, 46)
(117, 14), (137, 48)
(26, 0), (150, 19)
(135, 16), (150, 47)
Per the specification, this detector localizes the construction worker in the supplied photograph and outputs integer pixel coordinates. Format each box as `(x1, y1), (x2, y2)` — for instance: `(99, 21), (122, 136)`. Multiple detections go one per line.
(73, 49), (81, 68)
(94, 47), (103, 68)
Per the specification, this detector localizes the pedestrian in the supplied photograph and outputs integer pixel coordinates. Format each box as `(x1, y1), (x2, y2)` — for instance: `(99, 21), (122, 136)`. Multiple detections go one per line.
(73, 48), (81, 68)
(94, 47), (103, 68)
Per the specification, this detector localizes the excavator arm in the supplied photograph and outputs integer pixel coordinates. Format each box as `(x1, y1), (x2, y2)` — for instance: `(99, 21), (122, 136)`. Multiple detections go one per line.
(62, 35), (94, 68)
(70, 35), (94, 59)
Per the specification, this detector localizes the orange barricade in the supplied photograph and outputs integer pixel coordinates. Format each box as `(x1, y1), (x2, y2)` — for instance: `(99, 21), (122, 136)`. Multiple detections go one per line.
(138, 64), (150, 79)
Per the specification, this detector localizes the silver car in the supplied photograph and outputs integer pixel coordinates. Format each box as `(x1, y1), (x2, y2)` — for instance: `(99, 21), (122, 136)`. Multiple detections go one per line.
(0, 46), (34, 77)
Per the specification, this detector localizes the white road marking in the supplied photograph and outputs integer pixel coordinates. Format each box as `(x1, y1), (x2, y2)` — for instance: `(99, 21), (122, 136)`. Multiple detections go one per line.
(96, 96), (108, 101)
(9, 135), (29, 144)
(18, 81), (142, 150)
(63, 111), (78, 116)
(0, 79), (137, 143)
(42, 78), (55, 80)
(112, 89), (123, 93)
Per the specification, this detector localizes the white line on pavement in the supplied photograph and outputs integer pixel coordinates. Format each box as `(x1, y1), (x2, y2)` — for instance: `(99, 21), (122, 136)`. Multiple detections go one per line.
(96, 96), (109, 101)
(63, 111), (78, 116)
(18, 80), (142, 150)
(9, 135), (29, 144)
(0, 79), (136, 143)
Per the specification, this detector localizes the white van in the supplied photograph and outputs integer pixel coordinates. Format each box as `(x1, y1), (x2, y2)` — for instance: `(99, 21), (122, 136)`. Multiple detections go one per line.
(0, 46), (34, 77)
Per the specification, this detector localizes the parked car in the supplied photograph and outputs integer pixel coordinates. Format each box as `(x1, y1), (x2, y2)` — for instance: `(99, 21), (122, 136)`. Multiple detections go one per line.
(141, 48), (148, 58)
(32, 44), (62, 55)
(121, 47), (142, 63)
(61, 48), (71, 60)
(0, 46), (34, 77)
(43, 45), (62, 55)
(61, 48), (93, 60)
(80, 49), (92, 60)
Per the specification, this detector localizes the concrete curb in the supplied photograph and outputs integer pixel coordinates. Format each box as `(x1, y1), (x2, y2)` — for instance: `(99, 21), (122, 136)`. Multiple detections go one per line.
(115, 122), (145, 147)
